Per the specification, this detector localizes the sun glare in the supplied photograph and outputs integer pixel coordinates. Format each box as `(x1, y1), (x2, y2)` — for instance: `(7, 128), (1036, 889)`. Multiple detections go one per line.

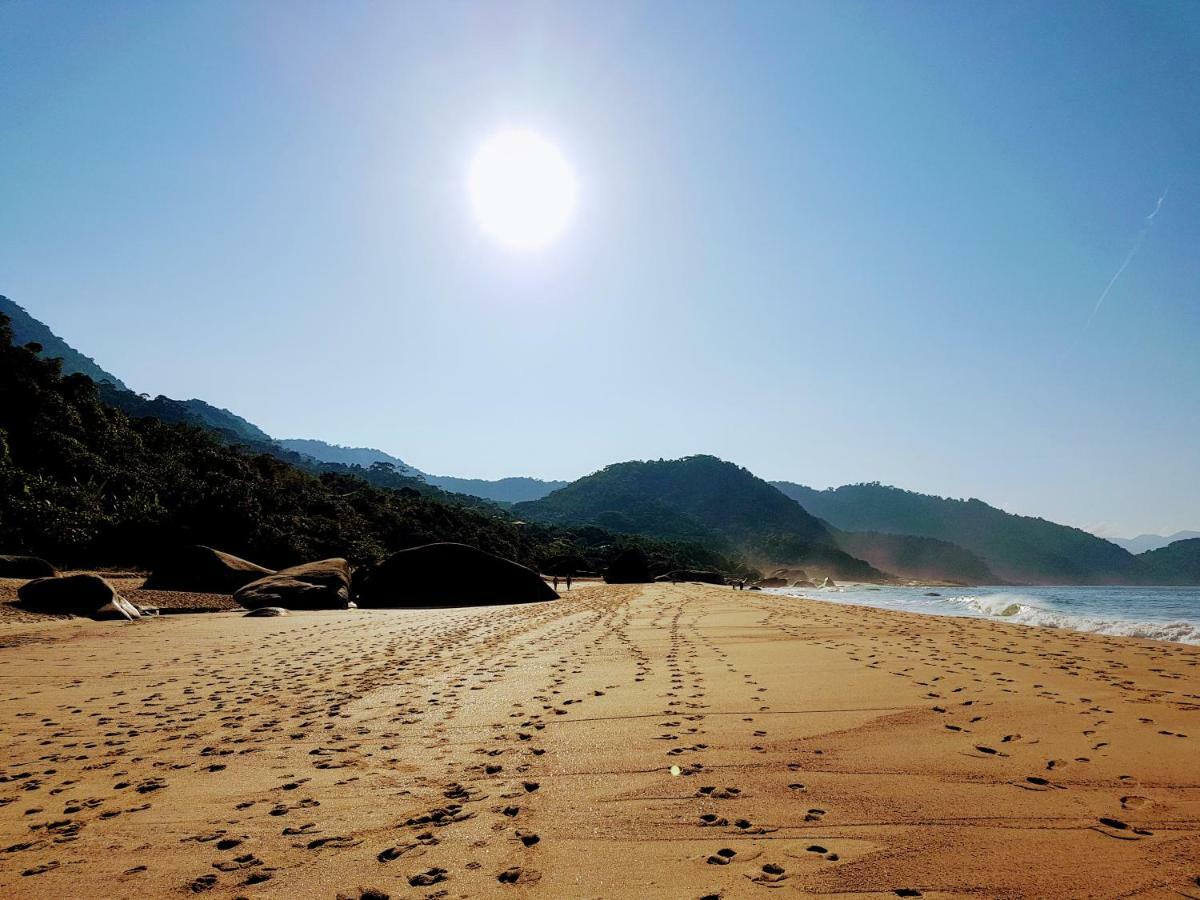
(467, 128), (578, 251)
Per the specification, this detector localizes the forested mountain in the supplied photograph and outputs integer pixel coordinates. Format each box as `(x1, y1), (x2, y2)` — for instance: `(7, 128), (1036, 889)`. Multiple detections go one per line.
(424, 475), (569, 504)
(0, 312), (741, 578)
(772, 481), (1142, 584)
(1, 295), (129, 390)
(98, 383), (273, 444)
(515, 456), (886, 580)
(1137, 539), (1200, 585)
(6, 298), (1194, 585)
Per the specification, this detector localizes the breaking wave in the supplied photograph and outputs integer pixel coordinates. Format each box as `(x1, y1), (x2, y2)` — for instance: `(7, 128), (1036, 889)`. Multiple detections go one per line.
(765, 584), (1200, 645)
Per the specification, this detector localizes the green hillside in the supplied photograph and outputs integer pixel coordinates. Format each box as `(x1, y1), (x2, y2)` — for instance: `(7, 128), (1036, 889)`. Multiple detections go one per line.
(773, 481), (1141, 584)
(1137, 538), (1200, 585)
(515, 456), (886, 580)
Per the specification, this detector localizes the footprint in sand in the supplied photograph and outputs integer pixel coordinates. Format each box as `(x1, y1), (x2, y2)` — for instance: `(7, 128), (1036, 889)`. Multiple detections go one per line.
(1094, 817), (1154, 840)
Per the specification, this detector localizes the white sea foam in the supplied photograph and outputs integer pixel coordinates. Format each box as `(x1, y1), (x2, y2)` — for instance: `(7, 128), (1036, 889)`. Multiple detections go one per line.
(766, 585), (1200, 645)
(941, 593), (1200, 644)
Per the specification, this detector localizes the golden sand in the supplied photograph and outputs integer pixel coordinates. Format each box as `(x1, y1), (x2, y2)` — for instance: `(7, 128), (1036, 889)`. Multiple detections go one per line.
(0, 583), (1197, 898)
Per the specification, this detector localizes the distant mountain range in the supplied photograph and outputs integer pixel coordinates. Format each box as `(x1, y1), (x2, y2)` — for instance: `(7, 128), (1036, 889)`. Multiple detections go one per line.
(772, 481), (1142, 585)
(1111, 531), (1200, 555)
(5, 294), (1198, 585)
(277, 438), (568, 503)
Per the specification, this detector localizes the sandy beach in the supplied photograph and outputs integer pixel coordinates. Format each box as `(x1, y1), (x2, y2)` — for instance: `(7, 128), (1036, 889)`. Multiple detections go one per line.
(1, 582), (1198, 898)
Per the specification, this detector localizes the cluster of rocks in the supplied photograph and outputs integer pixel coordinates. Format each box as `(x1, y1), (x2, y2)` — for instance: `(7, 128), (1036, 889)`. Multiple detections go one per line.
(144, 543), (557, 615)
(4, 542), (559, 621)
(754, 567), (828, 589)
(0, 555), (58, 579)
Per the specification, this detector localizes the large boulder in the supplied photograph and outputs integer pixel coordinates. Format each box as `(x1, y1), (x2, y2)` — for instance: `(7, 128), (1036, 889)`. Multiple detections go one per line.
(0, 555), (58, 579)
(18, 574), (140, 620)
(356, 543), (558, 608)
(234, 558), (352, 610)
(604, 548), (652, 584)
(143, 545), (274, 593)
(755, 577), (788, 588)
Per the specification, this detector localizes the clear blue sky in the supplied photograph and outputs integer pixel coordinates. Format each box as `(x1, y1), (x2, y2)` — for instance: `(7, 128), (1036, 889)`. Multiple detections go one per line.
(2, 1), (1197, 538)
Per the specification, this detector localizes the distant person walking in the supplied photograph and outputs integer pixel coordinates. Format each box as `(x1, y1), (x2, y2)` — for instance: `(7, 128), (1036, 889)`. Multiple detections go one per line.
(552, 575), (560, 592)
(566, 574), (572, 591)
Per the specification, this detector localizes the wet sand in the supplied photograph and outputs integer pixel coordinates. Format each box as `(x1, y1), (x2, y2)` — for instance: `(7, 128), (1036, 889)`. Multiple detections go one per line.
(1, 583), (1198, 898)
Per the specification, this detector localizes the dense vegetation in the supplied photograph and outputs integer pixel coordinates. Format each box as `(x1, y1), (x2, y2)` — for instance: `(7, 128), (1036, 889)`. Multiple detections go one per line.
(97, 383), (273, 444)
(0, 314), (747, 578)
(773, 481), (1144, 584)
(514, 456), (885, 580)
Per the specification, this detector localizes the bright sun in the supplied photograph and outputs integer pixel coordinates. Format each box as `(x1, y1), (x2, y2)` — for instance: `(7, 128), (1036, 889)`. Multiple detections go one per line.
(468, 128), (578, 251)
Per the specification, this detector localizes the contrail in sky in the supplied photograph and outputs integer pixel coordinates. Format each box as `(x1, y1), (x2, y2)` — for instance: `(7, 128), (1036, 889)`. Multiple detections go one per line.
(1087, 189), (1168, 328)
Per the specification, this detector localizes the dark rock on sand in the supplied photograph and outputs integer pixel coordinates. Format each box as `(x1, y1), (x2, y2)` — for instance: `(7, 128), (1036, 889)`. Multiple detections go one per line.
(356, 543), (558, 608)
(755, 577), (788, 588)
(655, 570), (726, 585)
(0, 555), (58, 579)
(604, 548), (652, 584)
(143, 545), (274, 593)
(18, 574), (139, 620)
(234, 559), (351, 610)
(243, 606), (289, 617)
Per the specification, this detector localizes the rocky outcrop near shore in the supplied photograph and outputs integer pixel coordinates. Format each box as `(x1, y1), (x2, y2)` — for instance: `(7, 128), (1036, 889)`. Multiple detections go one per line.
(603, 547), (652, 584)
(143, 545), (274, 593)
(234, 559), (352, 610)
(17, 573), (143, 620)
(0, 555), (58, 579)
(356, 542), (558, 608)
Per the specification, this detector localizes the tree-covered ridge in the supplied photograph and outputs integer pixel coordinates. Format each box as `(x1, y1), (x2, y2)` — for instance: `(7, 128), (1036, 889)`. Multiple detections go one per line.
(772, 481), (1142, 585)
(0, 313), (743, 578)
(0, 295), (129, 391)
(1137, 538), (1200, 586)
(517, 456), (832, 543)
(97, 383), (273, 444)
(514, 456), (886, 580)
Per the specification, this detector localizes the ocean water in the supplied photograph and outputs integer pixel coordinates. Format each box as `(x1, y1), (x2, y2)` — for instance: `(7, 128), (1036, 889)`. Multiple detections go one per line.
(761, 583), (1200, 645)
